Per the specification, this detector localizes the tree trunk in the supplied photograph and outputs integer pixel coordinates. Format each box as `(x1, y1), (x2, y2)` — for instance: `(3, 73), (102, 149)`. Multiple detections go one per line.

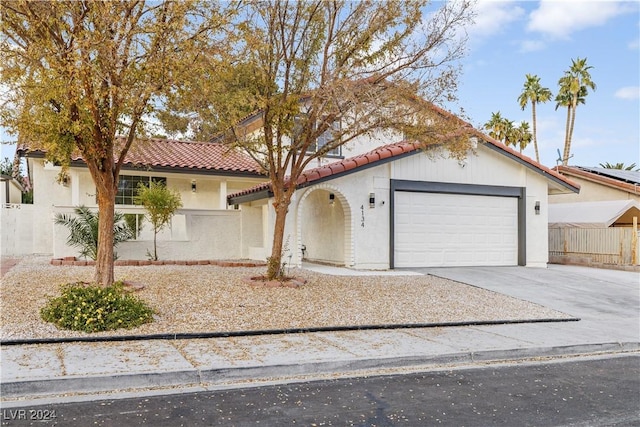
(153, 226), (158, 261)
(564, 101), (578, 166)
(531, 102), (540, 163)
(94, 177), (117, 286)
(267, 199), (290, 280)
(562, 105), (572, 166)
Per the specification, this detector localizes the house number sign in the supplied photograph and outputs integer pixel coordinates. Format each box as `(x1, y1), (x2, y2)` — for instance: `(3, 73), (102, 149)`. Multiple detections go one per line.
(360, 205), (365, 227)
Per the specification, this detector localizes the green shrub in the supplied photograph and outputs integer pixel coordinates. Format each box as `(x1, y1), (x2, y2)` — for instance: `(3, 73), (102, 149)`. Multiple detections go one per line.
(41, 282), (155, 333)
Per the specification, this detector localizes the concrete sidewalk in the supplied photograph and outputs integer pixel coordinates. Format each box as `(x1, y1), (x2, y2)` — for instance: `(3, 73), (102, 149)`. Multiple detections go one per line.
(1, 264), (638, 405)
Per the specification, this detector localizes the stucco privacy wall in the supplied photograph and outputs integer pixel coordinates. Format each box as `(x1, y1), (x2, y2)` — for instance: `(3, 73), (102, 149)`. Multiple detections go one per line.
(52, 207), (245, 260)
(268, 144), (551, 269)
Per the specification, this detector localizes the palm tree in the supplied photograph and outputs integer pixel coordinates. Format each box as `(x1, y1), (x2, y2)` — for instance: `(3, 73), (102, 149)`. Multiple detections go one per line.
(599, 162), (639, 171)
(517, 74), (552, 163)
(54, 206), (133, 260)
(558, 57), (596, 165)
(513, 121), (532, 153)
(484, 112), (509, 142)
(555, 84), (586, 165)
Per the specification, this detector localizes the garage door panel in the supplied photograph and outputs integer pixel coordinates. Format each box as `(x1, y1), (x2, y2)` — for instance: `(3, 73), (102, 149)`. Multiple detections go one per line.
(394, 192), (518, 267)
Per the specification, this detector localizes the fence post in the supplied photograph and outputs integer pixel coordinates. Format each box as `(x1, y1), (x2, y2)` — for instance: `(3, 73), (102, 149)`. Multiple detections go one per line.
(633, 216), (638, 265)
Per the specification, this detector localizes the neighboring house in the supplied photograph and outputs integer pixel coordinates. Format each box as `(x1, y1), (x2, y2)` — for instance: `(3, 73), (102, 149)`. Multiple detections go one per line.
(551, 166), (640, 203)
(0, 174), (23, 205)
(10, 138), (266, 259)
(228, 134), (579, 269)
(547, 167), (640, 268)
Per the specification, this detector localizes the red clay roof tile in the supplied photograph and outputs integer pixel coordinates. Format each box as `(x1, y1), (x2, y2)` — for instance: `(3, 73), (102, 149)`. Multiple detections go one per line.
(24, 137), (265, 176)
(227, 137), (579, 203)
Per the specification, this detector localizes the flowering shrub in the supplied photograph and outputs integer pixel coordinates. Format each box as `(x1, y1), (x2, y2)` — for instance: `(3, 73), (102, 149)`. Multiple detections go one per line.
(41, 282), (154, 333)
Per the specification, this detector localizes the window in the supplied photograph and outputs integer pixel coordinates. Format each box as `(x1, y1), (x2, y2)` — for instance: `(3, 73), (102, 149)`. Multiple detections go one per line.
(123, 213), (145, 240)
(295, 116), (342, 157)
(313, 121), (342, 157)
(115, 175), (166, 205)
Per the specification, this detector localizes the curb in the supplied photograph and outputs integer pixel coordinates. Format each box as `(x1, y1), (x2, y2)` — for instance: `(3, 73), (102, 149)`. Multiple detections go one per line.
(0, 317), (580, 346)
(2, 342), (637, 400)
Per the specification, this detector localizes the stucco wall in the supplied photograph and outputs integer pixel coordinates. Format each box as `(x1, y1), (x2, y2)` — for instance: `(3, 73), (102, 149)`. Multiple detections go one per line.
(300, 189), (345, 265)
(23, 158), (265, 257)
(271, 144), (553, 270)
(549, 176), (640, 203)
(53, 207), (244, 260)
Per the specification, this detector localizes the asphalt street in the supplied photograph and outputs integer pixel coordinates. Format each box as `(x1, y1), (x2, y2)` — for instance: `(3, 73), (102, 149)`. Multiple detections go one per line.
(2, 354), (638, 427)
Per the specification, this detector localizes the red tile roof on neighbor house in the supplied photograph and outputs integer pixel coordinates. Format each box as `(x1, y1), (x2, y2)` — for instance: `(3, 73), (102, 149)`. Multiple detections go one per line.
(20, 138), (265, 176)
(227, 138), (580, 203)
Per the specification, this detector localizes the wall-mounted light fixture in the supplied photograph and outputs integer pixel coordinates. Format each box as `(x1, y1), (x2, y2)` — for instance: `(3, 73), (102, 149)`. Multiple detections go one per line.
(535, 200), (540, 215)
(329, 193), (335, 205)
(369, 192), (375, 208)
(191, 180), (197, 193)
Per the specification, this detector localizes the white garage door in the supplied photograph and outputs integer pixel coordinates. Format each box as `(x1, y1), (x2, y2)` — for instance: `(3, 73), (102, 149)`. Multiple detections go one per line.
(394, 192), (518, 267)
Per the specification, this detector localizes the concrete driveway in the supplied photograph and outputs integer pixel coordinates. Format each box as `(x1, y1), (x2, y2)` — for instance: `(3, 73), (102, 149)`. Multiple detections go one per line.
(412, 264), (640, 345)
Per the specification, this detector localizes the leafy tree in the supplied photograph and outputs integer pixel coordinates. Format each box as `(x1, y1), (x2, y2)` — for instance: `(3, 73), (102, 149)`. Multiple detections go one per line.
(599, 162), (638, 171)
(1, 1), (232, 285)
(557, 57), (596, 165)
(134, 181), (182, 261)
(162, 0), (475, 280)
(54, 206), (133, 261)
(517, 74), (552, 163)
(0, 157), (14, 176)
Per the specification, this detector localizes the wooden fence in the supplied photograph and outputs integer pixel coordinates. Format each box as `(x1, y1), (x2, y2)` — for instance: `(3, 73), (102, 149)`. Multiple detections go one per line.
(549, 226), (639, 266)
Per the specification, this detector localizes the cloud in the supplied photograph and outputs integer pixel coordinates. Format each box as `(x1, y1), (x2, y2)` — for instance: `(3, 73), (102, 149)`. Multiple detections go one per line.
(468, 1), (526, 41)
(528, 1), (632, 39)
(615, 86), (640, 100)
(517, 39), (546, 52)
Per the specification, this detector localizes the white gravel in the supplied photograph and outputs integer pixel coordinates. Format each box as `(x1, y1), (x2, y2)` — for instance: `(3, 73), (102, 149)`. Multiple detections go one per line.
(0, 256), (572, 340)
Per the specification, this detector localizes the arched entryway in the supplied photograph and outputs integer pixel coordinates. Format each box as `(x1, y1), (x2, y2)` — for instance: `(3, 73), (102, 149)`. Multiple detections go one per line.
(296, 185), (353, 267)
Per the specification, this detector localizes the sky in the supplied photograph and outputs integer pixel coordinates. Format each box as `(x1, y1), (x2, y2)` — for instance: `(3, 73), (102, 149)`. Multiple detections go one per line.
(2, 0), (639, 170)
(449, 0), (640, 168)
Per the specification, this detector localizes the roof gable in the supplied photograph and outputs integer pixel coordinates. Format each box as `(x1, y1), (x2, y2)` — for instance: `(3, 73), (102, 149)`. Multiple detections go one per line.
(555, 165), (640, 195)
(228, 138), (580, 205)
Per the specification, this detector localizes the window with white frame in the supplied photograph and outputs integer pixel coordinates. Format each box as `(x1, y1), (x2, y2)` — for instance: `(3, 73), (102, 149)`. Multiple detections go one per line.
(295, 116), (342, 157)
(115, 175), (166, 205)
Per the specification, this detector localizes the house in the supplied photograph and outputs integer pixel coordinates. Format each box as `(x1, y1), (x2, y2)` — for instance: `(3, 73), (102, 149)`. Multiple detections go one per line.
(551, 166), (640, 203)
(228, 132), (579, 269)
(10, 138), (266, 259)
(546, 167), (640, 268)
(11, 108), (580, 268)
(0, 174), (23, 205)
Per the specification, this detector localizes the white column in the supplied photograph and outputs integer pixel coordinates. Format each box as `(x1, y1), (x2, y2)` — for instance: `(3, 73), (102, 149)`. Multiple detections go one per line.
(219, 180), (227, 209)
(71, 171), (80, 206)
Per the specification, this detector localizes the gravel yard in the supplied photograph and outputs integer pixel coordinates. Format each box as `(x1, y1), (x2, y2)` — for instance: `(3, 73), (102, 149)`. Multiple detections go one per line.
(0, 256), (572, 340)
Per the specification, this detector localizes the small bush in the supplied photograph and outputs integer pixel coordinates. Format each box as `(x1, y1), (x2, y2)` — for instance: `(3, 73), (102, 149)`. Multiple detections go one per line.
(41, 282), (155, 333)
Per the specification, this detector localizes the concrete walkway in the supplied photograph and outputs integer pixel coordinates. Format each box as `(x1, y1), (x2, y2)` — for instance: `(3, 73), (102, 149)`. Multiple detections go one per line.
(1, 264), (638, 405)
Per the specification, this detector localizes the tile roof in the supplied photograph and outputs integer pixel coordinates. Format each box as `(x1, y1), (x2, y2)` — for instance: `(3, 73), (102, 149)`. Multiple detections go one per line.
(20, 137), (265, 176)
(228, 138), (579, 203)
(555, 165), (640, 195)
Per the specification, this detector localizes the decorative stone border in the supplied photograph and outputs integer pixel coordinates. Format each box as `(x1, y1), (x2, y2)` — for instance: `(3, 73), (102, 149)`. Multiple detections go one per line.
(50, 257), (266, 268)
